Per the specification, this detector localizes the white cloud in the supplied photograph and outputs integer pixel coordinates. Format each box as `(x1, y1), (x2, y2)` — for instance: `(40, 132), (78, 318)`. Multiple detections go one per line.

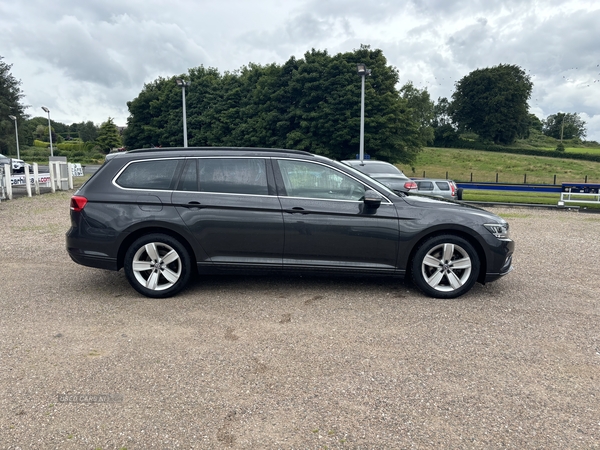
(0, 0), (599, 141)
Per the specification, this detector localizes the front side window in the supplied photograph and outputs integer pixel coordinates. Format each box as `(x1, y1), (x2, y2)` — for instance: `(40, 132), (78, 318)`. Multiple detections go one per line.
(198, 158), (268, 195)
(116, 159), (180, 190)
(277, 160), (365, 201)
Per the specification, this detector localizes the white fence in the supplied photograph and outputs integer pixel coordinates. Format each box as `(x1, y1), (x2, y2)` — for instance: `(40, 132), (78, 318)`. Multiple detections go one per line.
(558, 191), (600, 206)
(1, 162), (83, 201)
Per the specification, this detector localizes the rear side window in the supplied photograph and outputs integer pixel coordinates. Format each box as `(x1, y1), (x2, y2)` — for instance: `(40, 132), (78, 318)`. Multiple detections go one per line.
(436, 182), (450, 191)
(116, 159), (180, 190)
(198, 158), (268, 195)
(418, 181), (434, 191)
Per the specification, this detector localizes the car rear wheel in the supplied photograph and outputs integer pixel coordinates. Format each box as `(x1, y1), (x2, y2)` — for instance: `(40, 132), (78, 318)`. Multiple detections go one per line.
(411, 235), (480, 299)
(124, 233), (192, 298)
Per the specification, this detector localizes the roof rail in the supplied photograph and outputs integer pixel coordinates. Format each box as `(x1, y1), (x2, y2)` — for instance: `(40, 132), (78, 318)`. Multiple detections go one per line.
(126, 146), (315, 156)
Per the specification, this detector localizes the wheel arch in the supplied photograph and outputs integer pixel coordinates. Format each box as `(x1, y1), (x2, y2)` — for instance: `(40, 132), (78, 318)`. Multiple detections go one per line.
(117, 227), (197, 271)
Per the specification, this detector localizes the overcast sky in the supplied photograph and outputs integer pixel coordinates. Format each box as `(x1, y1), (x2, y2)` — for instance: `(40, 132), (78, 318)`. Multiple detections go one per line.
(1, 0), (599, 141)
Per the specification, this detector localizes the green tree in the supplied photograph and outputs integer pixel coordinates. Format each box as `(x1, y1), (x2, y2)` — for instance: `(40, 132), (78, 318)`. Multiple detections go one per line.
(0, 56), (27, 155)
(123, 46), (422, 164)
(431, 97), (459, 147)
(399, 82), (434, 146)
(96, 117), (122, 153)
(542, 112), (586, 140)
(528, 113), (543, 133)
(450, 64), (533, 145)
(69, 121), (98, 142)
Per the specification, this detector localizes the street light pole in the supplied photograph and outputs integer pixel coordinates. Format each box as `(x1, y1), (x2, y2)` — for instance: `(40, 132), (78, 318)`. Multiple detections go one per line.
(356, 64), (371, 164)
(8, 115), (20, 159)
(175, 79), (191, 147)
(41, 106), (54, 157)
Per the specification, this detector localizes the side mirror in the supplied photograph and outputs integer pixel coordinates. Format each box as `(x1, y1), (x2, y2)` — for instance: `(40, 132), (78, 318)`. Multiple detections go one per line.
(363, 189), (382, 209)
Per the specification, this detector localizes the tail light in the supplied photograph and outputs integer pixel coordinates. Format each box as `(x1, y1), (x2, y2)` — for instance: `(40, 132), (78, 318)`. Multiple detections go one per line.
(450, 182), (456, 196)
(70, 195), (88, 212)
(404, 181), (418, 190)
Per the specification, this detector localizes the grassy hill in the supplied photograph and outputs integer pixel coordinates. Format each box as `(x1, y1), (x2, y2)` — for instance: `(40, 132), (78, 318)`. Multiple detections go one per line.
(403, 147), (600, 185)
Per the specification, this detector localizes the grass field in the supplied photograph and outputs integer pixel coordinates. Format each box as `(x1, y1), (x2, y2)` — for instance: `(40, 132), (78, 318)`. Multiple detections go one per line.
(405, 147), (600, 184)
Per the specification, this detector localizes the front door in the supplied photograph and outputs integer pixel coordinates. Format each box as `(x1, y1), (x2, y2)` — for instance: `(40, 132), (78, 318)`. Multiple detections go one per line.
(274, 158), (399, 272)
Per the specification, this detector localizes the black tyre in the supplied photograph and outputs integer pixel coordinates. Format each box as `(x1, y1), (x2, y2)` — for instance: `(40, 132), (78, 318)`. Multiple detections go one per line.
(124, 233), (192, 298)
(456, 188), (464, 200)
(411, 235), (480, 299)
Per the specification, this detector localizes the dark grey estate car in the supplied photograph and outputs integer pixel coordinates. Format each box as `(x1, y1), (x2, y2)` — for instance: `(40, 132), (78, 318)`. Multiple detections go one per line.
(66, 147), (514, 299)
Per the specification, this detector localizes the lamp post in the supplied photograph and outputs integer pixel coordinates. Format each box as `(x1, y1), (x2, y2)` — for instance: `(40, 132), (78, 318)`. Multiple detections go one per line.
(8, 115), (20, 159)
(356, 64), (371, 163)
(175, 79), (190, 147)
(41, 106), (54, 157)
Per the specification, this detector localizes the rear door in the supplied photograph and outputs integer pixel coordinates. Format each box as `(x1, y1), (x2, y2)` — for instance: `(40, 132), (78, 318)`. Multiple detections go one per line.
(172, 157), (284, 268)
(273, 158), (400, 272)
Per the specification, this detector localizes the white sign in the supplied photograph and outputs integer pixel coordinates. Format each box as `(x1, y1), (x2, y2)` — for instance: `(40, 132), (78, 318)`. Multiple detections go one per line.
(72, 163), (84, 177)
(11, 173), (52, 186)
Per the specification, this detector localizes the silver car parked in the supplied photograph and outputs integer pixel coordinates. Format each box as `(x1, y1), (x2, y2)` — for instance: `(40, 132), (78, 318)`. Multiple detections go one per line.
(412, 179), (462, 200)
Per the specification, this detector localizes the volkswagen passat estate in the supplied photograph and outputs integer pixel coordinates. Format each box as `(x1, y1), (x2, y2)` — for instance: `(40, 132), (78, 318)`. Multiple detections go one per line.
(66, 147), (514, 299)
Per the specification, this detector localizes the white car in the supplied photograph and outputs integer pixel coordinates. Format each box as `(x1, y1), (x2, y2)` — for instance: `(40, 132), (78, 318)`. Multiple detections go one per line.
(0, 154), (25, 173)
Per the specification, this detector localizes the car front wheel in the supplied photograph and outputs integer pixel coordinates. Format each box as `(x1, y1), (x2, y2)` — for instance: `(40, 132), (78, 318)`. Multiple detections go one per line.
(124, 233), (192, 298)
(411, 235), (480, 299)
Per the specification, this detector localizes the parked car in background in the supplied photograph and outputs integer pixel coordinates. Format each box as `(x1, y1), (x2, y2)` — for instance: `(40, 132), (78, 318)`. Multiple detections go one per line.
(0, 154), (25, 173)
(67, 147), (514, 300)
(412, 178), (463, 200)
(341, 159), (417, 193)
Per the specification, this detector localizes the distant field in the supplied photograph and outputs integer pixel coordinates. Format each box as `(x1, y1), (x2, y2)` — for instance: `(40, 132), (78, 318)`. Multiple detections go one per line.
(405, 147), (600, 184)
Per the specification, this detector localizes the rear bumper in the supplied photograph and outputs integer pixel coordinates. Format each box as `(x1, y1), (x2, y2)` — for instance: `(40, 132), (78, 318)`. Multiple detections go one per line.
(67, 248), (118, 271)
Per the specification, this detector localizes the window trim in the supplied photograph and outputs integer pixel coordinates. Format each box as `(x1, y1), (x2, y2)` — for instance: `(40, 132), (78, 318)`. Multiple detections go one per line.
(112, 157), (184, 192)
(113, 156), (275, 197)
(273, 157), (392, 204)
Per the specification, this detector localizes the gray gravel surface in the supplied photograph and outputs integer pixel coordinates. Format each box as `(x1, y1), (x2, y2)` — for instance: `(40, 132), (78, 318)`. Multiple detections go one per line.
(0, 192), (599, 449)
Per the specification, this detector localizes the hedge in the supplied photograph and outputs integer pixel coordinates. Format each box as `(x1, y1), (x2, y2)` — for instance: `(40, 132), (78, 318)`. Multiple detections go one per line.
(433, 139), (600, 163)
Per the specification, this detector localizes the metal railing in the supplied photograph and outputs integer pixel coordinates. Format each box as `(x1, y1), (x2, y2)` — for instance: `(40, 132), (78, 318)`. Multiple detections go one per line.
(559, 192), (600, 205)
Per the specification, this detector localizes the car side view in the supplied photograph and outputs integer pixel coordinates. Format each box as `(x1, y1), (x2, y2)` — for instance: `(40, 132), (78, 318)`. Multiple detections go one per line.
(412, 178), (463, 200)
(66, 147), (514, 299)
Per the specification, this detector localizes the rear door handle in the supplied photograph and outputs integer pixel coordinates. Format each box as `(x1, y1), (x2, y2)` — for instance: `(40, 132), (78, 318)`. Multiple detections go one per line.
(286, 207), (310, 215)
(183, 201), (205, 209)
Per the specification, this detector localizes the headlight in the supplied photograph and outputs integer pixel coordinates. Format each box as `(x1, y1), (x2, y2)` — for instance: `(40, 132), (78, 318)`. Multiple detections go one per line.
(484, 223), (510, 239)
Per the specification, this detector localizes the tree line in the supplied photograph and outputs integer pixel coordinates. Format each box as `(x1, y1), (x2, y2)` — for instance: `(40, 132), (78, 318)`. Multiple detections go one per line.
(123, 46), (422, 164)
(1, 50), (591, 165)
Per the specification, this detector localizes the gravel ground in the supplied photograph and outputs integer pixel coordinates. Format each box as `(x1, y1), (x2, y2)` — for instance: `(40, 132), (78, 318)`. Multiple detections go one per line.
(0, 191), (599, 449)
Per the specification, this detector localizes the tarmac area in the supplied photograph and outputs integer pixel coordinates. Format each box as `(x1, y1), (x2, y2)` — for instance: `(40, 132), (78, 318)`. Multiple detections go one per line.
(0, 190), (599, 449)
